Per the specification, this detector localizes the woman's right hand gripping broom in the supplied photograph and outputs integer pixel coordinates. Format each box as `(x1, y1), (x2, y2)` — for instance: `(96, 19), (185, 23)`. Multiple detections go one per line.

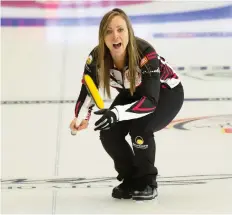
(70, 74), (104, 135)
(70, 117), (89, 135)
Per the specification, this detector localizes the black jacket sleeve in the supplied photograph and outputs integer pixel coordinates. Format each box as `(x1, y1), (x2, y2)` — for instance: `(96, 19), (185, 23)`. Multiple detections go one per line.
(74, 48), (98, 119)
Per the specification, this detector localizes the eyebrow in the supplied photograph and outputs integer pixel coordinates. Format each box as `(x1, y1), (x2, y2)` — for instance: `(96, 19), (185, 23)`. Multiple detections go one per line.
(107, 25), (124, 29)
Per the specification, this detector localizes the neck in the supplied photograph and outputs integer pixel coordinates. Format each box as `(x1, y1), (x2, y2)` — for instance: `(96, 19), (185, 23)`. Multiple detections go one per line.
(112, 53), (126, 70)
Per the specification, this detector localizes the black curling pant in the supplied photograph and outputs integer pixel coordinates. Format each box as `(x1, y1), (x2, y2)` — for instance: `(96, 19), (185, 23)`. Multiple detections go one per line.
(99, 83), (184, 189)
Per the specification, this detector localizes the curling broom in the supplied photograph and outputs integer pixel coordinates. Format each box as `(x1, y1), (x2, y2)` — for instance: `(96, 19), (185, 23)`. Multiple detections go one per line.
(71, 74), (104, 135)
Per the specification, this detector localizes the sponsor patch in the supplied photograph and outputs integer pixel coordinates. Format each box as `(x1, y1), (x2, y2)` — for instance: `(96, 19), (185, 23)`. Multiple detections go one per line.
(140, 56), (148, 67)
(135, 136), (144, 145)
(86, 55), (93, 65)
(146, 51), (157, 60)
(132, 136), (148, 149)
(142, 68), (160, 74)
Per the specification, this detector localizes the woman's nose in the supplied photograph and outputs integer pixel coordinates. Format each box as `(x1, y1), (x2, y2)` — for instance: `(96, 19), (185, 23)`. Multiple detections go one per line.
(112, 31), (119, 40)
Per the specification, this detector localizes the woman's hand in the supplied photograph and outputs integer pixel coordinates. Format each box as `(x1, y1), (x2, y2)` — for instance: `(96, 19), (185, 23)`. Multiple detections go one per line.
(77, 119), (89, 130)
(70, 118), (89, 135)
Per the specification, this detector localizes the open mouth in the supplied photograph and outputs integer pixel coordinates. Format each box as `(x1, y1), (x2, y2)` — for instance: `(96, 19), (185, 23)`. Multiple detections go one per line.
(113, 43), (122, 49)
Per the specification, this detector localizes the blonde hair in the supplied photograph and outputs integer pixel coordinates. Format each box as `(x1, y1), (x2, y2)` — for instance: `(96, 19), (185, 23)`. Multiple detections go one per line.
(97, 8), (140, 98)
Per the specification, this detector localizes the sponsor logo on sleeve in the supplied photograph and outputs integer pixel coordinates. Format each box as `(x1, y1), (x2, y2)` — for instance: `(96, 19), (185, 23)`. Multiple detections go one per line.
(86, 55), (93, 65)
(146, 51), (157, 60)
(140, 56), (148, 67)
(142, 68), (160, 74)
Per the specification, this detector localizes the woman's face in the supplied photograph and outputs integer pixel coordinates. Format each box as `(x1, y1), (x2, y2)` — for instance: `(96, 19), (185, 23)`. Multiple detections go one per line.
(104, 15), (129, 58)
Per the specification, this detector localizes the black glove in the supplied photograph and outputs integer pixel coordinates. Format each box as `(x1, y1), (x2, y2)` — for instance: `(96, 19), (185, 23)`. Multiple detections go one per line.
(94, 108), (118, 131)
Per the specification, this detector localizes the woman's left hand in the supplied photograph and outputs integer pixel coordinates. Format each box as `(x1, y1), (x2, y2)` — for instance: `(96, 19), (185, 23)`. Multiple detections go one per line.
(94, 108), (118, 131)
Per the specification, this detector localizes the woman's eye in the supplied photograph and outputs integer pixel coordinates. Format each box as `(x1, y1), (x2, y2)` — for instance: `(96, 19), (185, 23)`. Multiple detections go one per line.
(106, 30), (112, 34)
(118, 28), (124, 32)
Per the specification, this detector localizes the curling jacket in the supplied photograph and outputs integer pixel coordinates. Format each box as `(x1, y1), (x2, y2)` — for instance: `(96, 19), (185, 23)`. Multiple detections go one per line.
(74, 37), (181, 121)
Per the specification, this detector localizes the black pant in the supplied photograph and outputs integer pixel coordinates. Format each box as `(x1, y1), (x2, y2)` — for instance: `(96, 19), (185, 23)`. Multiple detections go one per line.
(99, 83), (184, 188)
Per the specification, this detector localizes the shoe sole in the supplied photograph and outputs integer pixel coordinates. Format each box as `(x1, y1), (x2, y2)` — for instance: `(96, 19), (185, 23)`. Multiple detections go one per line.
(132, 192), (158, 201)
(112, 193), (132, 199)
